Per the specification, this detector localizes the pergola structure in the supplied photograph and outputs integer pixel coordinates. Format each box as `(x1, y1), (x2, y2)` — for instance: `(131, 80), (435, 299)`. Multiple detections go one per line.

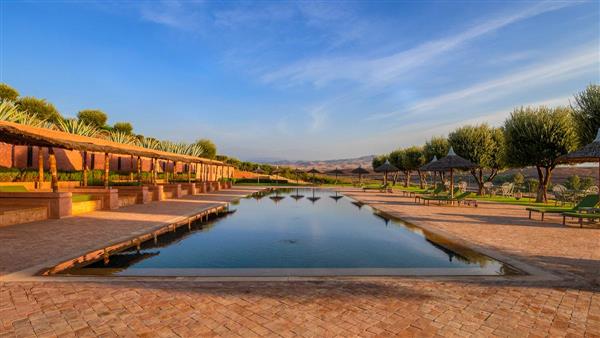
(0, 120), (233, 192)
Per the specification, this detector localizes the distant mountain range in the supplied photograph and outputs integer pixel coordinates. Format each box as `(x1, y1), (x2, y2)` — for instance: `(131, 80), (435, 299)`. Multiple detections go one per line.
(266, 155), (375, 171)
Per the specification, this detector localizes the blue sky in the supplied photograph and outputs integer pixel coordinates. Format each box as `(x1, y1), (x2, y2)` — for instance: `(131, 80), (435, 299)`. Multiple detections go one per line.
(1, 1), (598, 161)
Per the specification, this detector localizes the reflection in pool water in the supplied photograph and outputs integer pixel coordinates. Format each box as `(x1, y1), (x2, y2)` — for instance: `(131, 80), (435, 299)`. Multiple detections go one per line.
(63, 188), (519, 276)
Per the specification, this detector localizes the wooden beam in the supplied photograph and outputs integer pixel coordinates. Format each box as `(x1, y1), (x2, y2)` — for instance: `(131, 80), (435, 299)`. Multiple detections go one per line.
(187, 162), (192, 183)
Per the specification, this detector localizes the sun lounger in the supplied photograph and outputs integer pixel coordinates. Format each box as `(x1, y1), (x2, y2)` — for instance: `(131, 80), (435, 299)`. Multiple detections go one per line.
(421, 191), (474, 206)
(363, 183), (392, 193)
(414, 186), (449, 203)
(526, 194), (599, 221)
(562, 211), (600, 227)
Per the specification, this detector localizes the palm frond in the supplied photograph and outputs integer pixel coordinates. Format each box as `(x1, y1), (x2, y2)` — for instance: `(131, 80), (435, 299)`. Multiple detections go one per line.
(106, 130), (135, 144)
(57, 119), (100, 137)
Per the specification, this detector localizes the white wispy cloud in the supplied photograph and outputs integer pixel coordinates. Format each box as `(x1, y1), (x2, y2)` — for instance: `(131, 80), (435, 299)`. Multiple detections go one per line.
(139, 1), (204, 31)
(367, 44), (598, 121)
(260, 1), (579, 88)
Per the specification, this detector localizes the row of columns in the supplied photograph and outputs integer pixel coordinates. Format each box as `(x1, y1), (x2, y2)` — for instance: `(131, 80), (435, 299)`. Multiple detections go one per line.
(35, 147), (232, 192)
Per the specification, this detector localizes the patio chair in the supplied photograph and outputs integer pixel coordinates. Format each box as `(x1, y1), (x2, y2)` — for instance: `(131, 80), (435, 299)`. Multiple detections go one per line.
(483, 182), (494, 197)
(457, 181), (468, 193)
(526, 194), (599, 221)
(552, 184), (568, 206)
(500, 182), (514, 197)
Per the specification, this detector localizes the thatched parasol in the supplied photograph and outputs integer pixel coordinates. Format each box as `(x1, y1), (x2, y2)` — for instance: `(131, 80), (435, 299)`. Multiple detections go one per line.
(374, 160), (398, 186)
(329, 190), (343, 201)
(351, 165), (370, 184)
(307, 167), (321, 184)
(420, 155), (438, 187)
(254, 167), (265, 184)
(328, 167), (344, 184)
(293, 168), (303, 184)
(559, 128), (600, 199)
(423, 147), (477, 199)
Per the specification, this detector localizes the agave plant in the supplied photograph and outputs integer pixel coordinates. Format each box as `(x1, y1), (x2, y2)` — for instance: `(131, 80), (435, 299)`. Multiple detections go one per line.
(57, 118), (100, 137)
(137, 136), (161, 150)
(106, 130), (135, 144)
(186, 143), (205, 157)
(0, 101), (22, 122)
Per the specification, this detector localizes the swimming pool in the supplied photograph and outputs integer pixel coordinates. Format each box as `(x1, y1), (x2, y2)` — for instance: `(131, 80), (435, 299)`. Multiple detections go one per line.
(61, 188), (518, 276)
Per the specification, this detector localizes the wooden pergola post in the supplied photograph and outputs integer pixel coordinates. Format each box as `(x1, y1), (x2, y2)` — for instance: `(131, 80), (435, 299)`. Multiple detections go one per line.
(164, 160), (169, 184)
(152, 158), (157, 185)
(187, 162), (192, 183)
(48, 147), (58, 192)
(82, 151), (88, 187)
(37, 146), (44, 189)
(103, 152), (110, 189)
(172, 160), (177, 182)
(137, 156), (142, 185)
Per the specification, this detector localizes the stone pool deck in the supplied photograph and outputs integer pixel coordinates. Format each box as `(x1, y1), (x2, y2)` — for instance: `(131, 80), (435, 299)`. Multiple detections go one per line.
(1, 187), (599, 337)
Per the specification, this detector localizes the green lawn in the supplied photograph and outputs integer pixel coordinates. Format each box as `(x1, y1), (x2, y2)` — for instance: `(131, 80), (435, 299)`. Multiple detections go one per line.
(472, 195), (560, 208)
(72, 194), (94, 203)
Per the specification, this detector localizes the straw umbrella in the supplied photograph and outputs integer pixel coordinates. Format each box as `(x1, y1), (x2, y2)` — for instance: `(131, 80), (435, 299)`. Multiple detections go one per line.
(307, 168), (321, 184)
(290, 187), (304, 201)
(374, 160), (398, 186)
(421, 147), (477, 199)
(307, 188), (321, 203)
(351, 166), (369, 184)
(559, 128), (600, 200)
(420, 155), (438, 187)
(328, 167), (343, 185)
(254, 167), (265, 184)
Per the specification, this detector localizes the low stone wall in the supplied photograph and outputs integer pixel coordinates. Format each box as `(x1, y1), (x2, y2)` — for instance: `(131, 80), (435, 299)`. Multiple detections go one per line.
(146, 185), (164, 201)
(64, 188), (119, 210)
(180, 183), (197, 195)
(0, 205), (48, 227)
(160, 184), (182, 199)
(114, 186), (150, 205)
(72, 200), (103, 215)
(0, 191), (72, 219)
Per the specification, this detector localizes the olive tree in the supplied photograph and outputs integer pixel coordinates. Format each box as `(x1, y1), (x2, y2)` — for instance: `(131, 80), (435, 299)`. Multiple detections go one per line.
(423, 136), (449, 161)
(195, 139), (217, 159)
(448, 124), (506, 195)
(423, 136), (449, 183)
(0, 83), (19, 102)
(402, 146), (426, 188)
(387, 150), (404, 186)
(113, 122), (133, 134)
(77, 109), (107, 128)
(504, 106), (578, 202)
(15, 96), (62, 122)
(572, 84), (600, 145)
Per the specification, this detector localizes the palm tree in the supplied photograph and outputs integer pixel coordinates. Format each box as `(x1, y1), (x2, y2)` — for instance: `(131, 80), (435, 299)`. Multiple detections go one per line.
(57, 119), (101, 186)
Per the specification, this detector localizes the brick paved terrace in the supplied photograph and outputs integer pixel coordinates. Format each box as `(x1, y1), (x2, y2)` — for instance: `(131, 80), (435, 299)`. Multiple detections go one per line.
(1, 187), (599, 337)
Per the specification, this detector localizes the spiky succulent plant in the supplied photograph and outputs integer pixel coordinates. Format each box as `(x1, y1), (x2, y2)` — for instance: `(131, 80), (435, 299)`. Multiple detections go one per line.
(57, 118), (100, 137)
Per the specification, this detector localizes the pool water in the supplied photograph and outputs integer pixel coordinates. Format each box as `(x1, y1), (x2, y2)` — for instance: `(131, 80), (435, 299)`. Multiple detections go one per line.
(64, 188), (518, 276)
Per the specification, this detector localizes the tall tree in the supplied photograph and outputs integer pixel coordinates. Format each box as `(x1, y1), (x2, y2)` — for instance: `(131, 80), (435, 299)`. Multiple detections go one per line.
(402, 146), (426, 188)
(0, 83), (19, 102)
(195, 139), (217, 159)
(448, 124), (506, 195)
(504, 106), (578, 202)
(388, 150), (404, 186)
(15, 96), (62, 122)
(113, 122), (133, 134)
(424, 136), (449, 161)
(572, 84), (600, 145)
(423, 136), (449, 183)
(77, 109), (108, 128)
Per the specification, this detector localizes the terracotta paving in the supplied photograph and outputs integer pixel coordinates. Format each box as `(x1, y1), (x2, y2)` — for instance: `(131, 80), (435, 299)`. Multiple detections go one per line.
(0, 187), (599, 337)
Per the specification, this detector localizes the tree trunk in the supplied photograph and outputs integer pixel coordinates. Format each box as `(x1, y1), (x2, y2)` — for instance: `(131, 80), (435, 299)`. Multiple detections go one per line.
(417, 170), (424, 189)
(392, 172), (398, 186)
(535, 166), (553, 203)
(48, 147), (58, 192)
(404, 170), (411, 187)
(470, 168), (484, 195)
